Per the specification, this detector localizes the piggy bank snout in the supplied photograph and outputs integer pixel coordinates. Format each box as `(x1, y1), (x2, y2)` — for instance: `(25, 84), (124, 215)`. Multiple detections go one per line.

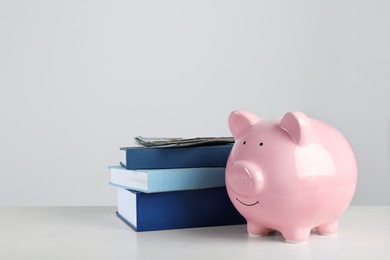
(227, 162), (263, 197)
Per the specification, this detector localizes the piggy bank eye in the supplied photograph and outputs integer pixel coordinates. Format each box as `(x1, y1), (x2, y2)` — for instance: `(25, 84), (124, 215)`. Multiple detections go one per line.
(243, 141), (246, 145)
(259, 142), (263, 146)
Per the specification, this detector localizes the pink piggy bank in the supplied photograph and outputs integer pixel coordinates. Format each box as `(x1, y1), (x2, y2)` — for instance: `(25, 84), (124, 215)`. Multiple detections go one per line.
(226, 110), (358, 243)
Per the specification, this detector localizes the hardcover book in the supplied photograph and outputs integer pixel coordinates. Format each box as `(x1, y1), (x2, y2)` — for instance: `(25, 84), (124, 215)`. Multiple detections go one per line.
(120, 144), (233, 170)
(109, 166), (226, 193)
(116, 187), (246, 232)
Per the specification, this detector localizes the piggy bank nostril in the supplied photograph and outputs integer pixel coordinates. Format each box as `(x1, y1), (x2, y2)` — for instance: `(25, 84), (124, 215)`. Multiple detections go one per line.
(227, 163), (263, 196)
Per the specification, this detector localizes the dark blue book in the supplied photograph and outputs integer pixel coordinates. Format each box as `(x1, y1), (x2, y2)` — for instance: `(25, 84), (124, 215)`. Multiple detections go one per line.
(116, 187), (246, 232)
(120, 144), (233, 170)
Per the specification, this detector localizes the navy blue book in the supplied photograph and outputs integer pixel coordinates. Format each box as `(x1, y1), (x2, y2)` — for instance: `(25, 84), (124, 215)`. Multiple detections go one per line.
(120, 144), (233, 170)
(116, 187), (246, 232)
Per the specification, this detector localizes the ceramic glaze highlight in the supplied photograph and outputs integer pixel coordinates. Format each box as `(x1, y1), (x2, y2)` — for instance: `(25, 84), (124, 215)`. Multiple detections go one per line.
(226, 110), (358, 243)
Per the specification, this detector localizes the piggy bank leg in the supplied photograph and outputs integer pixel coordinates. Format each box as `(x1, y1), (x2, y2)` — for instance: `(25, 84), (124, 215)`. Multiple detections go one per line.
(247, 222), (270, 237)
(316, 219), (338, 235)
(281, 228), (311, 243)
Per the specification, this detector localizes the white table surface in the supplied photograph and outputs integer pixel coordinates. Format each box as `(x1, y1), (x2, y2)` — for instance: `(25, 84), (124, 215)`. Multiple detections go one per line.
(0, 206), (389, 260)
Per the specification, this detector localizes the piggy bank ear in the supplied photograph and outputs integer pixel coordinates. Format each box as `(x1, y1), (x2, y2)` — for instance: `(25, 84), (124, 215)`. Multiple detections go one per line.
(228, 110), (261, 139)
(279, 111), (311, 146)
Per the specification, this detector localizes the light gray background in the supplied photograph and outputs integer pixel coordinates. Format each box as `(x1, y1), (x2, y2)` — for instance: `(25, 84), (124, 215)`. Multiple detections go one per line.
(1, 1), (389, 206)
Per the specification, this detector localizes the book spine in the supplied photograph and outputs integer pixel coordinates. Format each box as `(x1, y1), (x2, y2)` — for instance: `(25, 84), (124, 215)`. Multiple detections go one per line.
(117, 187), (246, 232)
(121, 144), (233, 169)
(147, 167), (226, 192)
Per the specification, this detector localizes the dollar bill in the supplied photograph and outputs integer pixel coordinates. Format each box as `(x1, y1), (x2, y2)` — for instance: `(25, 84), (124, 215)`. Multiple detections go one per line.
(134, 136), (235, 148)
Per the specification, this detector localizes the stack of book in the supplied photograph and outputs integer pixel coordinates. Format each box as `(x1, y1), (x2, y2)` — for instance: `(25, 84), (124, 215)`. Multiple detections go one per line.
(109, 136), (245, 232)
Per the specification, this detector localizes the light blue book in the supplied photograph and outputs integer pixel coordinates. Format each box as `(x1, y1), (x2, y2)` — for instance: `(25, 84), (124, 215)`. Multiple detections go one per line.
(109, 166), (226, 193)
